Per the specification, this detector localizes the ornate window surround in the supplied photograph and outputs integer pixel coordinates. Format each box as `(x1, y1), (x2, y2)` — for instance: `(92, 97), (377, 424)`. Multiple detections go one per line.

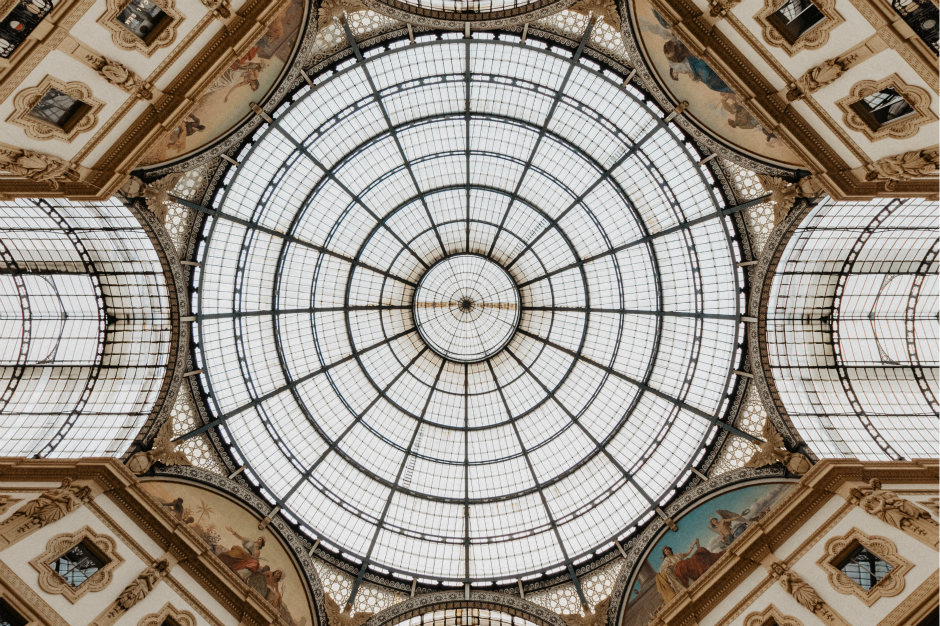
(754, 0), (845, 56)
(743, 604), (805, 626)
(7, 76), (104, 142)
(136, 602), (196, 626)
(835, 74), (937, 141)
(816, 527), (913, 607)
(95, 0), (182, 57)
(28, 525), (125, 604)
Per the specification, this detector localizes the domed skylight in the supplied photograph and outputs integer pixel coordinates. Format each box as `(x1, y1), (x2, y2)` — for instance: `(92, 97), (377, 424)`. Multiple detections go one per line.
(192, 33), (745, 584)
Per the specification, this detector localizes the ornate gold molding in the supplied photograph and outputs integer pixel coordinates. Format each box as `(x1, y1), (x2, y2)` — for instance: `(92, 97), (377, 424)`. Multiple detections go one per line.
(136, 603), (196, 626)
(125, 413), (191, 472)
(816, 527), (912, 606)
(0, 478), (92, 548)
(862, 146), (939, 189)
(786, 36), (886, 102)
(754, 0), (844, 56)
(743, 604), (804, 626)
(876, 569), (939, 626)
(96, 0), (182, 57)
(744, 417), (814, 474)
(767, 560), (850, 626)
(28, 525), (126, 604)
(91, 558), (172, 626)
(848, 478), (940, 549)
(0, 559), (71, 626)
(835, 74), (937, 142)
(0, 495), (22, 516)
(7, 75), (104, 142)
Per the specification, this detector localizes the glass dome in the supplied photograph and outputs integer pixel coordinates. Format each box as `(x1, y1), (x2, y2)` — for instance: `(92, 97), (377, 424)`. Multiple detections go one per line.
(193, 35), (745, 583)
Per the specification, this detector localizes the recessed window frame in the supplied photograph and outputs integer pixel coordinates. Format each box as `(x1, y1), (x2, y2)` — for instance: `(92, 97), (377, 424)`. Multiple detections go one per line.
(29, 525), (125, 603)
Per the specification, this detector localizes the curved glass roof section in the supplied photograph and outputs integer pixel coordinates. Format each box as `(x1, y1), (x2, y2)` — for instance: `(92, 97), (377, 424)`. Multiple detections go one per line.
(767, 197), (938, 461)
(0, 198), (171, 458)
(193, 35), (745, 582)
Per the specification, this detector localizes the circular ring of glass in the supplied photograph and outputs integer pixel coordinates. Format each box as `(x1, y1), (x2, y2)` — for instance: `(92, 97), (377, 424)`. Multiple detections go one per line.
(414, 254), (521, 363)
(194, 35), (743, 583)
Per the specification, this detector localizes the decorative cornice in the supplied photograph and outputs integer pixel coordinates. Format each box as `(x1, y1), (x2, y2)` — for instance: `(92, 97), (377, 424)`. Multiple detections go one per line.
(360, 591), (571, 626)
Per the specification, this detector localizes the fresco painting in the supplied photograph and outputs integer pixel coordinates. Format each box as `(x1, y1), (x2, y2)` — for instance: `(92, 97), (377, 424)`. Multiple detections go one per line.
(622, 482), (794, 626)
(139, 0), (305, 166)
(141, 480), (312, 626)
(633, 0), (800, 166)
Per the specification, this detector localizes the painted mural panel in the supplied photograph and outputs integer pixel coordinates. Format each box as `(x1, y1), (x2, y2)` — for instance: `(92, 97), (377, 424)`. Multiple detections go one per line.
(139, 0), (306, 166)
(631, 0), (800, 167)
(141, 480), (313, 626)
(622, 482), (794, 626)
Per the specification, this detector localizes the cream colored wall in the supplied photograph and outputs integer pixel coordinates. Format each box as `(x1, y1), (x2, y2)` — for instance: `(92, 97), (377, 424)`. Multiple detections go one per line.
(698, 482), (939, 626)
(811, 47), (939, 160)
(0, 487), (238, 626)
(2, 504), (149, 624)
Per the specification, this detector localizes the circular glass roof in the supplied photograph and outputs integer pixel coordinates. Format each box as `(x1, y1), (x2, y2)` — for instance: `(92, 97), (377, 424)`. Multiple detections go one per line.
(194, 35), (744, 583)
(414, 255), (521, 363)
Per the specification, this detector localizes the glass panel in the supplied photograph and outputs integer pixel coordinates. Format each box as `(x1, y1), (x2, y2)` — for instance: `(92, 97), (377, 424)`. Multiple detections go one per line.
(855, 87), (915, 127)
(27, 88), (85, 128)
(837, 544), (893, 590)
(196, 38), (742, 582)
(0, 599), (27, 626)
(51, 542), (105, 587)
(770, 0), (825, 42)
(115, 0), (169, 41)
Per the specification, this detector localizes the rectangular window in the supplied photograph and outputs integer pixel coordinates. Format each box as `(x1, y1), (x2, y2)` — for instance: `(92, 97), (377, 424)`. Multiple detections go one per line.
(51, 541), (105, 587)
(115, 0), (171, 44)
(768, 0), (825, 43)
(0, 599), (27, 626)
(27, 88), (90, 131)
(837, 544), (893, 591)
(851, 87), (916, 130)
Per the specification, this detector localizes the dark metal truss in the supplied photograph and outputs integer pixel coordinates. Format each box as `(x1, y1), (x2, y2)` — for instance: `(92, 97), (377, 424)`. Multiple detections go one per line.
(186, 29), (751, 589)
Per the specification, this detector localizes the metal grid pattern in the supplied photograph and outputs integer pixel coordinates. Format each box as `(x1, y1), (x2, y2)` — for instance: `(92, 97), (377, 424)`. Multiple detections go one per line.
(0, 198), (172, 458)
(193, 36), (744, 584)
(394, 609), (539, 626)
(767, 197), (939, 461)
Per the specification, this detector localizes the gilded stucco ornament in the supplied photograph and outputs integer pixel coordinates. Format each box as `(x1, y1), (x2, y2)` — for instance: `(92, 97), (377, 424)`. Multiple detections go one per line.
(0, 479), (93, 548)
(756, 174), (824, 222)
(318, 0), (367, 31)
(816, 528), (912, 606)
(769, 562), (849, 626)
(0, 147), (81, 189)
(745, 418), (812, 475)
(568, 0), (620, 30)
(91, 559), (172, 626)
(864, 147), (939, 189)
(126, 416), (191, 475)
(30, 525), (125, 603)
(119, 173), (185, 223)
(848, 478), (940, 549)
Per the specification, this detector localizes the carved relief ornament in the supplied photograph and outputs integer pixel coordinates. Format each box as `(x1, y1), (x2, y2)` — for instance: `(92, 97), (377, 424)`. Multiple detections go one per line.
(836, 75), (937, 142)
(91, 559), (171, 626)
(7, 76), (104, 142)
(125, 413), (191, 472)
(743, 604), (804, 626)
(768, 561), (850, 626)
(754, 0), (844, 56)
(96, 0), (182, 56)
(0, 494), (23, 516)
(0, 478), (92, 548)
(135, 603), (196, 626)
(848, 478), (940, 549)
(29, 525), (125, 603)
(864, 147), (939, 189)
(816, 528), (912, 606)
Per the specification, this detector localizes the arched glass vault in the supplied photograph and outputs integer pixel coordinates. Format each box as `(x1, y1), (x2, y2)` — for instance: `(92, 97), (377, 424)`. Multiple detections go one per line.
(189, 30), (749, 586)
(0, 198), (172, 457)
(767, 197), (938, 461)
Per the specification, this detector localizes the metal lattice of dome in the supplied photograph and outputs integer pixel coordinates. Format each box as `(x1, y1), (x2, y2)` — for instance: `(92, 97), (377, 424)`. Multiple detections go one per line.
(189, 30), (749, 586)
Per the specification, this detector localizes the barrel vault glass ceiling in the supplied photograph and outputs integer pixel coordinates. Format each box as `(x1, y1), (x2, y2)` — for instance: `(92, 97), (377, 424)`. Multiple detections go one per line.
(191, 32), (748, 585)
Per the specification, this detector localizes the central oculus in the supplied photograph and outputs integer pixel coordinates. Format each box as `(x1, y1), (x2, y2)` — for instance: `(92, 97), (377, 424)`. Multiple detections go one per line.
(413, 254), (521, 363)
